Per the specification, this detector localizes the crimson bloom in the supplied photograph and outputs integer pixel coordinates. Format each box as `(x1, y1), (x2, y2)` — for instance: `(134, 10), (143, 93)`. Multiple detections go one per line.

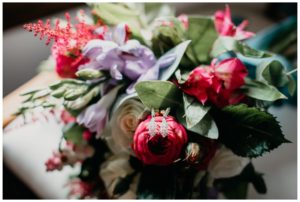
(178, 58), (248, 108)
(214, 5), (255, 40)
(133, 115), (188, 166)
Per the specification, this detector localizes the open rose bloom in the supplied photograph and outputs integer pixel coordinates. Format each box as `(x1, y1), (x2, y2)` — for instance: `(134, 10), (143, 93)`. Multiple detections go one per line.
(20, 3), (294, 200)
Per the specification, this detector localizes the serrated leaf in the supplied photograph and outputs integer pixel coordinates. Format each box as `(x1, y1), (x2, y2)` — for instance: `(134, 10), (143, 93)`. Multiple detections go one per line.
(187, 16), (218, 63)
(217, 104), (290, 157)
(135, 81), (182, 109)
(244, 79), (287, 101)
(63, 122), (85, 145)
(158, 40), (191, 81)
(183, 94), (210, 128)
(256, 60), (289, 87)
(211, 36), (271, 58)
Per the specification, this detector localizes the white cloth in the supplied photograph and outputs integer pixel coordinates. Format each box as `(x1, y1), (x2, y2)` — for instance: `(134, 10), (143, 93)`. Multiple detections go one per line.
(3, 115), (80, 199)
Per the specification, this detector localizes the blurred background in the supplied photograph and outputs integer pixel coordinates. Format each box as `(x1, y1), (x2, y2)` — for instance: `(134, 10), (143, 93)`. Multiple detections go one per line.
(3, 3), (297, 199)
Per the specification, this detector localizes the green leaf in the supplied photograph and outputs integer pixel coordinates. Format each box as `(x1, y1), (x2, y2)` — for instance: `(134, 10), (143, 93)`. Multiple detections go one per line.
(287, 74), (296, 96)
(183, 94), (210, 128)
(175, 70), (189, 84)
(187, 16), (218, 63)
(135, 81), (182, 109)
(158, 40), (191, 81)
(177, 107), (218, 139)
(244, 79), (287, 101)
(139, 3), (175, 25)
(211, 36), (272, 58)
(63, 122), (85, 145)
(217, 104), (290, 157)
(91, 3), (145, 43)
(256, 60), (289, 87)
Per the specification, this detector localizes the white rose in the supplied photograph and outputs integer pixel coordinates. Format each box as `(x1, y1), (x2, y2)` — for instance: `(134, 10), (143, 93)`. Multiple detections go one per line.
(105, 98), (145, 155)
(207, 146), (250, 180)
(100, 153), (139, 199)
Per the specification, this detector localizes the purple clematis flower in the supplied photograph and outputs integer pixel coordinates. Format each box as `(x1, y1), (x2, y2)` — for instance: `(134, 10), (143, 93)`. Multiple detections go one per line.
(77, 85), (122, 137)
(79, 23), (175, 94)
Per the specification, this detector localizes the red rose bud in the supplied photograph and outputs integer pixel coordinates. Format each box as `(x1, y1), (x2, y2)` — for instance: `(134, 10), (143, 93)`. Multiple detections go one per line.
(83, 130), (93, 141)
(133, 115), (188, 166)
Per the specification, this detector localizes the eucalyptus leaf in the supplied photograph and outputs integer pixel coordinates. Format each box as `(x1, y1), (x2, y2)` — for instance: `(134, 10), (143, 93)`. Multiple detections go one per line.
(177, 107), (218, 139)
(135, 81), (182, 109)
(158, 40), (191, 81)
(256, 60), (289, 87)
(216, 104), (290, 157)
(187, 16), (218, 63)
(244, 79), (287, 101)
(63, 122), (85, 145)
(183, 94), (210, 129)
(211, 36), (271, 58)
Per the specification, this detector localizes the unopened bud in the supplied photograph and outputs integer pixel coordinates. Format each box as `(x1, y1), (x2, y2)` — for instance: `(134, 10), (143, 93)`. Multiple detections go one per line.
(185, 142), (201, 164)
(76, 69), (104, 80)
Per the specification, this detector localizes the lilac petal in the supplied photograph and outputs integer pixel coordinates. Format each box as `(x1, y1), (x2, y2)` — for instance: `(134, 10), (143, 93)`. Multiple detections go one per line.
(105, 23), (127, 46)
(77, 85), (122, 136)
(120, 40), (141, 56)
(158, 53), (176, 68)
(77, 103), (107, 134)
(125, 63), (160, 94)
(110, 65), (123, 80)
(83, 40), (118, 59)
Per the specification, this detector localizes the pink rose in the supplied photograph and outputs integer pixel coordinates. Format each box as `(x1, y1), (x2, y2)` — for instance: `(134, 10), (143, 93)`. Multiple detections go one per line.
(179, 58), (248, 108)
(133, 115), (188, 166)
(214, 5), (255, 40)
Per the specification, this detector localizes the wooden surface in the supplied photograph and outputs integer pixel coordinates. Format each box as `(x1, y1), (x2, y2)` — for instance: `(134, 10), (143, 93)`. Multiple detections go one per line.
(3, 72), (60, 128)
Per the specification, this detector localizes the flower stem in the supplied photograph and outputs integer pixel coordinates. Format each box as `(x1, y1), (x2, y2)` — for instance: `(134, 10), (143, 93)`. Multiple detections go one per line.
(287, 68), (297, 75)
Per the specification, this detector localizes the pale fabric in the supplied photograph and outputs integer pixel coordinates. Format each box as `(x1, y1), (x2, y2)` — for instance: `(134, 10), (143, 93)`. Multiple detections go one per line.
(3, 115), (80, 199)
(208, 146), (250, 179)
(100, 153), (139, 199)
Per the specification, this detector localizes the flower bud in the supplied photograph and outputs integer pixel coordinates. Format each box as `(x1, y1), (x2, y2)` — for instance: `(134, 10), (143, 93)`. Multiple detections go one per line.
(76, 68), (104, 80)
(185, 142), (201, 164)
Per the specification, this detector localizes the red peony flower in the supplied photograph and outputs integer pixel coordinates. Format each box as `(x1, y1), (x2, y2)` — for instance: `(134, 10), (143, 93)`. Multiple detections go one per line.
(214, 5), (255, 40)
(178, 58), (248, 108)
(133, 115), (188, 166)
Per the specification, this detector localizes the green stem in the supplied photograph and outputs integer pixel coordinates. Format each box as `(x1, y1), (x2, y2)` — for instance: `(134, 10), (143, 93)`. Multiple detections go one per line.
(287, 68), (297, 75)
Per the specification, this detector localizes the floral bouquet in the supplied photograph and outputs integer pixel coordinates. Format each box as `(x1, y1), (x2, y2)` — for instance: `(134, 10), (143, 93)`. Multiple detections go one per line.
(19, 3), (296, 199)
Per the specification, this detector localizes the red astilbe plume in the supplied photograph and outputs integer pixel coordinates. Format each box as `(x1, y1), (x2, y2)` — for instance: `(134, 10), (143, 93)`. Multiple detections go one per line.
(24, 11), (106, 78)
(24, 11), (104, 56)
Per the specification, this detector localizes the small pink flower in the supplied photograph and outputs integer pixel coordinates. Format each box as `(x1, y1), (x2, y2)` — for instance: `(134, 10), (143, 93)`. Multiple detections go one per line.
(133, 115), (188, 166)
(177, 14), (189, 29)
(60, 110), (76, 124)
(67, 178), (95, 199)
(45, 151), (64, 171)
(214, 5), (255, 40)
(178, 58), (248, 108)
